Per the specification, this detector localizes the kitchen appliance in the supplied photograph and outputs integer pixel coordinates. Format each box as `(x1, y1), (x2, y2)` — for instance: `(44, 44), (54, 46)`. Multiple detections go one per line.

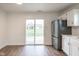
(51, 20), (72, 50)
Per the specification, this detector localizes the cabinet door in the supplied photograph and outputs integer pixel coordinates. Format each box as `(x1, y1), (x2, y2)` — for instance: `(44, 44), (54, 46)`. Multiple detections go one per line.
(70, 39), (79, 56)
(67, 9), (79, 26)
(67, 10), (74, 26)
(74, 10), (79, 26)
(62, 36), (70, 55)
(62, 36), (65, 50)
(70, 45), (79, 56)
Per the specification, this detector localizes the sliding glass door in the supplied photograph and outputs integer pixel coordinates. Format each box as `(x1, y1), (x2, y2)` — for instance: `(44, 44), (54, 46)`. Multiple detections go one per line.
(26, 19), (44, 45)
(35, 20), (44, 44)
(26, 20), (35, 44)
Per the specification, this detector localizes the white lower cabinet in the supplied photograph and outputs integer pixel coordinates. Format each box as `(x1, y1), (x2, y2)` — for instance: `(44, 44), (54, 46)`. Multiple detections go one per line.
(70, 45), (79, 56)
(70, 39), (79, 56)
(62, 36), (70, 55)
(62, 35), (79, 56)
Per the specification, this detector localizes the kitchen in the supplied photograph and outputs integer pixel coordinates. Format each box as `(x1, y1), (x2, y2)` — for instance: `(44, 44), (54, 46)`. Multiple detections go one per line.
(52, 4), (79, 56)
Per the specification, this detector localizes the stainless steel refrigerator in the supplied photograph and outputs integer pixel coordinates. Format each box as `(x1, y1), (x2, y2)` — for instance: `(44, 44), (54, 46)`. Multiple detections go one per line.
(51, 20), (72, 50)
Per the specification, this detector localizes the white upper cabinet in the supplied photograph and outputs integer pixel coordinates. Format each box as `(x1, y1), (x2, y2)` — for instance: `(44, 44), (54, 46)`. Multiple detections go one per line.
(67, 9), (79, 26)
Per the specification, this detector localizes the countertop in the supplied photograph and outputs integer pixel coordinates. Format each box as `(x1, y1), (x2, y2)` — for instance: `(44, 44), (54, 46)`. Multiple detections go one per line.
(62, 34), (79, 39)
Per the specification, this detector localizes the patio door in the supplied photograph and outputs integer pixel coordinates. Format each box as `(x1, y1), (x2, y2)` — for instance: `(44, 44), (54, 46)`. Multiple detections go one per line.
(26, 19), (44, 45)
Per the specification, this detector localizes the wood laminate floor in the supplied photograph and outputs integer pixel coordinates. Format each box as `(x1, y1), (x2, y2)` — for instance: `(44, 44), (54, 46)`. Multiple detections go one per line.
(0, 45), (64, 56)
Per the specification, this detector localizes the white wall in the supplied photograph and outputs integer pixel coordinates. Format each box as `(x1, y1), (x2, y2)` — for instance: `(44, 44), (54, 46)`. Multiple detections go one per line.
(7, 12), (58, 45)
(0, 10), (7, 49)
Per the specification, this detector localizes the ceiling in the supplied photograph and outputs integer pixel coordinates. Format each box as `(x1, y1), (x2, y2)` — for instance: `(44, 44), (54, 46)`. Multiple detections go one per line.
(0, 3), (75, 13)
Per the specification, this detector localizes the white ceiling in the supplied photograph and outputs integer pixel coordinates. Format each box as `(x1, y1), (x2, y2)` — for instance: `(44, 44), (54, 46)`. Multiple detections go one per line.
(0, 3), (74, 12)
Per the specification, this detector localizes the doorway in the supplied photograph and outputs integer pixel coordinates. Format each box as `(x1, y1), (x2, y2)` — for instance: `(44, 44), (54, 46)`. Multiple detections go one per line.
(26, 19), (44, 45)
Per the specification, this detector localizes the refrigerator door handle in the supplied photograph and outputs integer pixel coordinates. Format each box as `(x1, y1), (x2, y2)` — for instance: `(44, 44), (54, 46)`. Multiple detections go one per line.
(52, 35), (59, 38)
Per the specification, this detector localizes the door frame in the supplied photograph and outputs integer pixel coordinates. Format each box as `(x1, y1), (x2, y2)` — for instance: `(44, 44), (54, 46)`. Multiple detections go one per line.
(25, 19), (44, 45)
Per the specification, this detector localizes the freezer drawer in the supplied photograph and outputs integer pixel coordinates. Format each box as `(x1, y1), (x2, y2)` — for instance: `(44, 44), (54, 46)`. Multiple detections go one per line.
(52, 37), (59, 49)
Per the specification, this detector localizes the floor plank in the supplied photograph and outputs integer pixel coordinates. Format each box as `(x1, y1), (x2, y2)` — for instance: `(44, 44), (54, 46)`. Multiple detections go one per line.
(0, 45), (64, 56)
